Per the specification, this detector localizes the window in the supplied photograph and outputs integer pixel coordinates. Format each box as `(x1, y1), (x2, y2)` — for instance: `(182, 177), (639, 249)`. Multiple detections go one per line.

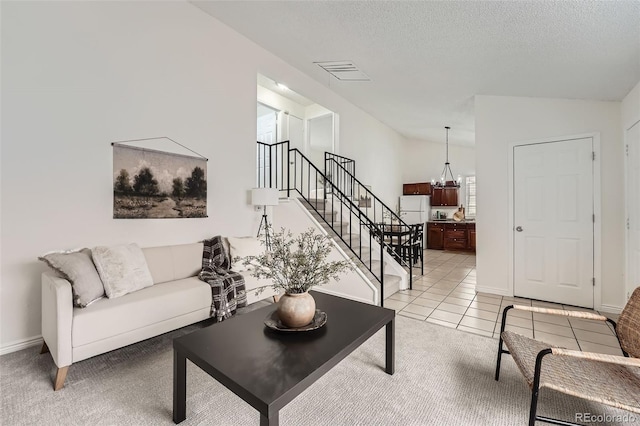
(465, 176), (476, 218)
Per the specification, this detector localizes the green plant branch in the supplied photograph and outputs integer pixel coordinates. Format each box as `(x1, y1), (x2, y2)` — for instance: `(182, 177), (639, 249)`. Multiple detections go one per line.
(241, 227), (353, 295)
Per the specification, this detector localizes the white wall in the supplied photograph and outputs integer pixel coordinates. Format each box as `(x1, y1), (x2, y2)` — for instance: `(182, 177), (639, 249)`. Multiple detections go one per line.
(622, 80), (640, 299)
(338, 121), (405, 209)
(622, 81), (640, 130)
(309, 114), (334, 166)
(0, 1), (406, 350)
(475, 95), (624, 311)
(402, 138), (476, 183)
(402, 138), (476, 216)
(257, 86), (307, 121)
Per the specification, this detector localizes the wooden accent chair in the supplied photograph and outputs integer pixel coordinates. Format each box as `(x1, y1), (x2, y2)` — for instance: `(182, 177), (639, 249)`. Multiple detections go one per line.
(495, 287), (640, 426)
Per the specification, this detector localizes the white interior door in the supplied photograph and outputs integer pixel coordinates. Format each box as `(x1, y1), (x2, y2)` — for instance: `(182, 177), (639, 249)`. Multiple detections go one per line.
(257, 104), (277, 144)
(627, 122), (640, 298)
(514, 137), (594, 308)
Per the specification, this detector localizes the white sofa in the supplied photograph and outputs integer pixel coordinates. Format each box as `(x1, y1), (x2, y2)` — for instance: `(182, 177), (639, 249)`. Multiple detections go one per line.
(41, 241), (274, 390)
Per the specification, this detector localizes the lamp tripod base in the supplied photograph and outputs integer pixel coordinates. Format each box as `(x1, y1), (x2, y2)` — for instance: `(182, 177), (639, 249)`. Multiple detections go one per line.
(257, 207), (271, 248)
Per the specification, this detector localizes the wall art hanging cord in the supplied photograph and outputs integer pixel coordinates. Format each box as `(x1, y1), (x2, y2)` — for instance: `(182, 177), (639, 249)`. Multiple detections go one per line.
(110, 136), (208, 161)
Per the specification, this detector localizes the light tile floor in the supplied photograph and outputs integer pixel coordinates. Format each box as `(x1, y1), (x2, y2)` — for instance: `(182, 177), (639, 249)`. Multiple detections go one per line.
(387, 249), (624, 356)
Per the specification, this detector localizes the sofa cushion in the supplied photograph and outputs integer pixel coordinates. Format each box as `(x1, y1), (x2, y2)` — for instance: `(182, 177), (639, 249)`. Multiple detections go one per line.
(241, 272), (278, 305)
(72, 277), (211, 347)
(142, 243), (203, 284)
(242, 273), (271, 294)
(39, 249), (105, 308)
(227, 236), (263, 271)
(92, 243), (154, 299)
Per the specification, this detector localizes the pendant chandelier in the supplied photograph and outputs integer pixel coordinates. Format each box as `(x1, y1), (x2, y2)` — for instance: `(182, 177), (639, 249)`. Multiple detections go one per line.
(433, 126), (460, 188)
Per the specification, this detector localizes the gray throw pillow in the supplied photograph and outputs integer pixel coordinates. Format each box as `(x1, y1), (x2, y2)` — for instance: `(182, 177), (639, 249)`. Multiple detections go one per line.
(92, 243), (154, 299)
(39, 249), (105, 308)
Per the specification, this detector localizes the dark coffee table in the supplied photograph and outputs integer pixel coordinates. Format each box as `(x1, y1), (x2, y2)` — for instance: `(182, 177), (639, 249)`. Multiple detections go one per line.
(173, 291), (395, 425)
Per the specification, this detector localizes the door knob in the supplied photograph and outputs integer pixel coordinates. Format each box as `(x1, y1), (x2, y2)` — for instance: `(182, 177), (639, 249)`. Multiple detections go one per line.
(515, 226), (523, 232)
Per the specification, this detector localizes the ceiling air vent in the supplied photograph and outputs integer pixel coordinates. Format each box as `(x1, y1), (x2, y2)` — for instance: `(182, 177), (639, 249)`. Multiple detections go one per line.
(314, 61), (371, 81)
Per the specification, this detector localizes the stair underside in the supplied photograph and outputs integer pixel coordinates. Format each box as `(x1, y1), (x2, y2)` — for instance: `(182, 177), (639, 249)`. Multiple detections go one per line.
(299, 197), (402, 300)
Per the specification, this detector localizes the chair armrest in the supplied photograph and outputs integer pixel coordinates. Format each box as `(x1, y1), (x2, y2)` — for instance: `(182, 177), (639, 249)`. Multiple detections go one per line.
(41, 272), (74, 368)
(551, 348), (640, 368)
(512, 304), (608, 322)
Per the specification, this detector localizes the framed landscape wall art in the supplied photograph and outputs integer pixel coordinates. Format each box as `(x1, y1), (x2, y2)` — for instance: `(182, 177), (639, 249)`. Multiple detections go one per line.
(112, 142), (207, 219)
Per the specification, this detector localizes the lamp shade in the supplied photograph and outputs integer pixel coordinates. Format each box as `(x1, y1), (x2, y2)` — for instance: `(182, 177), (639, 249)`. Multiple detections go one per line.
(251, 188), (279, 206)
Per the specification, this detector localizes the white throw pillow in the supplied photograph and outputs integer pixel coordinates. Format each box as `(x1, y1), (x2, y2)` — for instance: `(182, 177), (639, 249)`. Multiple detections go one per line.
(227, 236), (264, 271)
(91, 243), (154, 299)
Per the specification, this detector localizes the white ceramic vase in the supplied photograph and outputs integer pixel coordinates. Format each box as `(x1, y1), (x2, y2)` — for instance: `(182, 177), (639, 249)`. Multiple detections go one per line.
(277, 292), (316, 328)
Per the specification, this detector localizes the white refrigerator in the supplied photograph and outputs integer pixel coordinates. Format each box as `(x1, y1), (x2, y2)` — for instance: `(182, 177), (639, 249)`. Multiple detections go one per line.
(399, 195), (430, 246)
(399, 195), (430, 225)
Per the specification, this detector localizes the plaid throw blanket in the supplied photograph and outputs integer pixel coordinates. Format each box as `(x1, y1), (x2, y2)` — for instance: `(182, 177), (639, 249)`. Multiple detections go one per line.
(198, 236), (247, 322)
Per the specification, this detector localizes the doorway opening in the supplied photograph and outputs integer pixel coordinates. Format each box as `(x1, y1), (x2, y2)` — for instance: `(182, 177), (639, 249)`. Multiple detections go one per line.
(256, 74), (337, 159)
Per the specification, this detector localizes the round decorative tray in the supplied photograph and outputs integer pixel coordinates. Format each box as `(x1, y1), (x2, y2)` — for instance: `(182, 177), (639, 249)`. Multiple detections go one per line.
(264, 309), (327, 332)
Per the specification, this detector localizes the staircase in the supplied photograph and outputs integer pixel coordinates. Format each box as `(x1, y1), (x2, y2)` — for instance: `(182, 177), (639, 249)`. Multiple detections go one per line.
(256, 140), (410, 305)
(300, 197), (403, 299)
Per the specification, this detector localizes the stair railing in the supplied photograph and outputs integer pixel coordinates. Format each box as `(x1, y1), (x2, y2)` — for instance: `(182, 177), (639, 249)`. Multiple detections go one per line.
(256, 141), (290, 197)
(324, 152), (355, 197)
(324, 156), (418, 280)
(290, 148), (406, 306)
(256, 141), (413, 305)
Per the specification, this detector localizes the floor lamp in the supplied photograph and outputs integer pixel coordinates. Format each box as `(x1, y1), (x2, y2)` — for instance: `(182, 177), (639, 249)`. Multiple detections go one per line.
(251, 188), (279, 248)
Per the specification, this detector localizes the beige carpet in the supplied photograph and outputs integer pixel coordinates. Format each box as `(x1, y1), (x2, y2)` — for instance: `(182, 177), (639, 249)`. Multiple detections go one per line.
(0, 314), (632, 425)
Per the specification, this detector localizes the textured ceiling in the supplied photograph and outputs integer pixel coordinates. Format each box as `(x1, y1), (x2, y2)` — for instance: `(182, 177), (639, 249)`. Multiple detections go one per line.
(193, 1), (640, 146)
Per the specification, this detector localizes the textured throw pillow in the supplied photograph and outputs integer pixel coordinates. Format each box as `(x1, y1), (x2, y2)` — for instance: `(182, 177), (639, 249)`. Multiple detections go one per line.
(227, 237), (264, 272)
(91, 243), (154, 299)
(39, 249), (105, 308)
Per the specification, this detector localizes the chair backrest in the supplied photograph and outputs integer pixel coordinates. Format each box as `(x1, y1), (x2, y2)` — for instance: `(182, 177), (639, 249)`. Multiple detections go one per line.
(412, 223), (424, 244)
(616, 286), (640, 358)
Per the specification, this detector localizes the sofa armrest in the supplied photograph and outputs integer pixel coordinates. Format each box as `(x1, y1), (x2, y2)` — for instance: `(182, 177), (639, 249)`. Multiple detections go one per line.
(41, 272), (73, 367)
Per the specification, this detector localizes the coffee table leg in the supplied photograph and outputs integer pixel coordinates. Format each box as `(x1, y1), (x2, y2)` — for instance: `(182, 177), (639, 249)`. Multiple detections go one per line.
(385, 318), (395, 375)
(173, 349), (186, 424)
(260, 409), (279, 426)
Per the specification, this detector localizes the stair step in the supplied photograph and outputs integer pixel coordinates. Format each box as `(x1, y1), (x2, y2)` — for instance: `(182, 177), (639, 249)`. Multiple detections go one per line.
(323, 221), (349, 231)
(337, 233), (372, 246)
(368, 259), (382, 271)
(304, 198), (326, 209)
(383, 274), (402, 299)
(311, 210), (338, 220)
(298, 195), (403, 300)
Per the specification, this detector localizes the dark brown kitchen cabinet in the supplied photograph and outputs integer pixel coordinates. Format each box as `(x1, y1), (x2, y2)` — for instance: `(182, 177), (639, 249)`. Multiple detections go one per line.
(427, 222), (476, 252)
(430, 187), (458, 206)
(403, 182), (431, 195)
(444, 223), (467, 250)
(403, 183), (418, 195)
(468, 223), (476, 251)
(427, 222), (444, 249)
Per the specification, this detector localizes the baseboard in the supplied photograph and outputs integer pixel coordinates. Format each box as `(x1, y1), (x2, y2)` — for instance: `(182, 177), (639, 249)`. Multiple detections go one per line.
(599, 304), (623, 315)
(475, 286), (511, 297)
(0, 335), (43, 356)
(314, 287), (375, 305)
